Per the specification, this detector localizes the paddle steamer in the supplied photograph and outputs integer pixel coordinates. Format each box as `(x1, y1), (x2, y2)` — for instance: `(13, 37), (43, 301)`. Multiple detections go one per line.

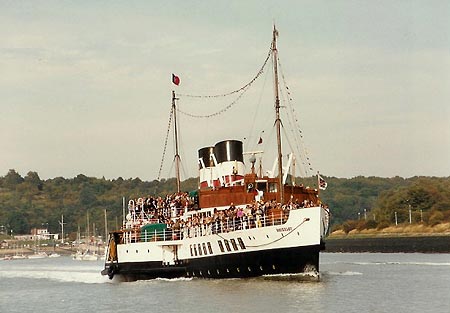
(102, 26), (330, 281)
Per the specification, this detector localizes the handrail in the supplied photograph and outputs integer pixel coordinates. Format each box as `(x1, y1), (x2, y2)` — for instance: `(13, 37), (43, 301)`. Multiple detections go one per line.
(122, 211), (290, 244)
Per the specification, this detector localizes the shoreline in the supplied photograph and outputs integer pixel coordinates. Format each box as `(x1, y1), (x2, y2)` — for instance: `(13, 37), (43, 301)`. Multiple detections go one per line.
(324, 234), (450, 253)
(0, 245), (105, 258)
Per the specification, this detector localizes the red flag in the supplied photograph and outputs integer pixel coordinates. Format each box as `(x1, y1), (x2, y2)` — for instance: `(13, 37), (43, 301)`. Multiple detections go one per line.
(318, 174), (327, 190)
(172, 73), (180, 86)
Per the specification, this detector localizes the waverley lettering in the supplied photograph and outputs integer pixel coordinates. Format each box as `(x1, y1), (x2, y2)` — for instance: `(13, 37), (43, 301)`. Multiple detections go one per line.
(276, 227), (292, 232)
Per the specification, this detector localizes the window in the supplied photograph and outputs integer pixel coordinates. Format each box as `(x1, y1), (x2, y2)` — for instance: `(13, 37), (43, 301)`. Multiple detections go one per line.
(190, 245), (193, 256)
(269, 182), (277, 192)
(257, 182), (267, 192)
(198, 244), (202, 255)
(207, 242), (213, 254)
(230, 239), (239, 251)
(202, 243), (208, 255)
(193, 245), (198, 256)
(218, 240), (224, 252)
(224, 240), (231, 252)
(237, 237), (246, 249)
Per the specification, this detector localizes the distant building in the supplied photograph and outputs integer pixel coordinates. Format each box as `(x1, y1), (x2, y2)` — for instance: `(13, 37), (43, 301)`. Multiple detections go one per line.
(13, 228), (59, 241)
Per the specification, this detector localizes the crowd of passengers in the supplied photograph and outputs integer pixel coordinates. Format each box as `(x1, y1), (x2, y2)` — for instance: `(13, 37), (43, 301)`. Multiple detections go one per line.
(124, 192), (326, 239)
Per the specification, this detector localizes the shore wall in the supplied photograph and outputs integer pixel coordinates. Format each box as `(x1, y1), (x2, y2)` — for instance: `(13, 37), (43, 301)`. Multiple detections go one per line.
(325, 235), (450, 253)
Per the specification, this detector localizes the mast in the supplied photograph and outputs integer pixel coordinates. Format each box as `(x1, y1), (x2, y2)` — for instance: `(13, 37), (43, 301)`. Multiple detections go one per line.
(272, 25), (284, 204)
(172, 90), (181, 193)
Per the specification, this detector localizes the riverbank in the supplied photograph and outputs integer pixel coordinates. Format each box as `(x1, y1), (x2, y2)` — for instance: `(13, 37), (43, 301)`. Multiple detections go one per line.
(0, 246), (73, 258)
(325, 234), (450, 253)
(0, 244), (105, 258)
(325, 222), (450, 253)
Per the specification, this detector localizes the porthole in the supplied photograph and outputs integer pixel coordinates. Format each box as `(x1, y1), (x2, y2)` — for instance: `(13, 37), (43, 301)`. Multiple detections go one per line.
(272, 264), (276, 270)
(248, 267), (252, 272)
(217, 269), (220, 274)
(260, 266), (263, 271)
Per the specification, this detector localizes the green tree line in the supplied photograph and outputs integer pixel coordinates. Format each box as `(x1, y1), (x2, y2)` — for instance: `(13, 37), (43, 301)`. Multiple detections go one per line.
(0, 169), (449, 239)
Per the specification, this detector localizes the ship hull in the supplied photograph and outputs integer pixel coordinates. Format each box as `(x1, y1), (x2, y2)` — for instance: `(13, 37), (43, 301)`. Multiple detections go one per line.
(102, 206), (329, 281)
(104, 244), (320, 281)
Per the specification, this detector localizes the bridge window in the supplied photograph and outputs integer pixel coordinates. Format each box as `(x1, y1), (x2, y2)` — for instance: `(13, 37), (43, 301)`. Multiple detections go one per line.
(269, 182), (277, 192)
(257, 182), (267, 192)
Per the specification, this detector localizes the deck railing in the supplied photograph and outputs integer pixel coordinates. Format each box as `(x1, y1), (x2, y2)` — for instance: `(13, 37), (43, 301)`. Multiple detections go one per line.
(121, 211), (290, 244)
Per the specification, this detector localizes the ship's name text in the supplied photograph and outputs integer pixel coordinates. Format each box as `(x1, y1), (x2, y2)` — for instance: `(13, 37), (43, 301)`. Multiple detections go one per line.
(276, 227), (292, 232)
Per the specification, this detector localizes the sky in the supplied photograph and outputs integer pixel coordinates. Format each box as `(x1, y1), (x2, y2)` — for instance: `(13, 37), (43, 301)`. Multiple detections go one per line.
(1, 0), (449, 181)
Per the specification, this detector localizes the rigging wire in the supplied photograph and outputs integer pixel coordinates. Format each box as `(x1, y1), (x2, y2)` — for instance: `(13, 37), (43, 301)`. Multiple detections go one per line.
(277, 54), (315, 176)
(177, 87), (249, 118)
(178, 46), (272, 99)
(176, 113), (190, 180)
(158, 42), (272, 179)
(157, 106), (174, 181)
(176, 47), (272, 119)
(158, 37), (317, 180)
(247, 62), (271, 151)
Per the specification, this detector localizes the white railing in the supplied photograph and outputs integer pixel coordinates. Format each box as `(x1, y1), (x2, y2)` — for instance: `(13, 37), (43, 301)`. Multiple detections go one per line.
(122, 211), (290, 244)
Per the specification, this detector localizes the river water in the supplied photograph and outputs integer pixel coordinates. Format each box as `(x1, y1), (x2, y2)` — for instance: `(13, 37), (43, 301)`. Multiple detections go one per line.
(1, 253), (449, 313)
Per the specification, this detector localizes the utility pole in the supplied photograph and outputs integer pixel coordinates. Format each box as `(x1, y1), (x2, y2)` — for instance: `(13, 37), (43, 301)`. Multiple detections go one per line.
(409, 204), (412, 224)
(59, 215), (66, 244)
(104, 209), (108, 242)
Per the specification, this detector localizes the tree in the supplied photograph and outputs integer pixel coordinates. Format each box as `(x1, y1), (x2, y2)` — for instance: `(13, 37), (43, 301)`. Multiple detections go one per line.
(24, 171), (44, 191)
(3, 169), (24, 189)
